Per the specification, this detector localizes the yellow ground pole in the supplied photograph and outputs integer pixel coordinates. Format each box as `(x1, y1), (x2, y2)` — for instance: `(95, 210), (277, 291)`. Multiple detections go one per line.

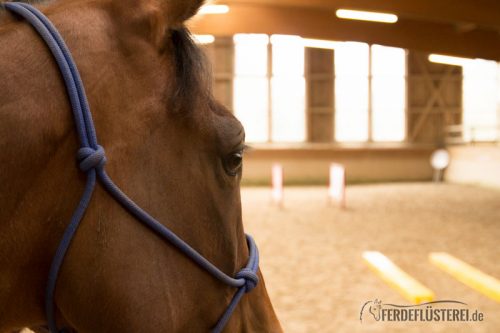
(429, 252), (500, 303)
(363, 251), (435, 304)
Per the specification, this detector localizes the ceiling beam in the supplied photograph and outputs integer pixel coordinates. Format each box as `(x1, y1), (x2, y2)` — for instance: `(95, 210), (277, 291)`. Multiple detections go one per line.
(190, 4), (500, 61)
(221, 0), (500, 31)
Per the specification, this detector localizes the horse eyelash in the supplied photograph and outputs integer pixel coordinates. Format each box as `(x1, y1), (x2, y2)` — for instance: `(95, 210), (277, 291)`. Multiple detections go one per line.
(242, 144), (252, 154)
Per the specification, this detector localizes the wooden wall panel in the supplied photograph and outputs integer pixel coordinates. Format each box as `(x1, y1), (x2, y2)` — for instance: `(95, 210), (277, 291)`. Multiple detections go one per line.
(242, 145), (435, 184)
(407, 52), (462, 144)
(305, 48), (334, 142)
(203, 37), (234, 111)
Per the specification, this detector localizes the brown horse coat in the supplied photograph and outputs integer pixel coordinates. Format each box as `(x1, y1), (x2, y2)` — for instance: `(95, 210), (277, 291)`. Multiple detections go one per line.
(0, 0), (282, 331)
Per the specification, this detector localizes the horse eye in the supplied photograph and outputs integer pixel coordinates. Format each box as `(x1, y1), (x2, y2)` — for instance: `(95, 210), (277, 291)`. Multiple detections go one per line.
(224, 151), (243, 176)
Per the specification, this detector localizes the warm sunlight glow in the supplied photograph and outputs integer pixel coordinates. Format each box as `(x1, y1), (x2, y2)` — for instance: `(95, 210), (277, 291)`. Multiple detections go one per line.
(271, 35), (304, 76)
(335, 42), (369, 142)
(234, 35), (409, 144)
(234, 34), (269, 76)
(271, 35), (306, 142)
(371, 45), (406, 142)
(463, 60), (500, 142)
(193, 35), (215, 44)
(336, 9), (398, 23)
(428, 54), (474, 67)
(198, 4), (230, 15)
(233, 34), (269, 142)
(233, 34), (307, 143)
(335, 43), (406, 142)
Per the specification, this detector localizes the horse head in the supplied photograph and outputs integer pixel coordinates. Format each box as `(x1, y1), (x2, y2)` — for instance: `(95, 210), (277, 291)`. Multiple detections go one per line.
(369, 299), (382, 321)
(0, 0), (282, 331)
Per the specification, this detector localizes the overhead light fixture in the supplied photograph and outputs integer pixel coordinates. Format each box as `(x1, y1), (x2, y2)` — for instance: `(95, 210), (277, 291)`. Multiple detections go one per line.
(302, 38), (339, 50)
(193, 34), (215, 44)
(336, 9), (398, 23)
(198, 4), (230, 15)
(428, 54), (474, 67)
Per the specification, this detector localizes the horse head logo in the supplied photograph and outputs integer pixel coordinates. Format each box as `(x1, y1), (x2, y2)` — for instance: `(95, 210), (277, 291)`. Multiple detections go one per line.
(369, 299), (382, 321)
(360, 299), (383, 323)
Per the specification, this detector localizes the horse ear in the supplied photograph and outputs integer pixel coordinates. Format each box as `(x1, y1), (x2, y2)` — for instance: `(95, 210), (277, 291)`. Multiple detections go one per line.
(130, 0), (205, 27)
(117, 0), (204, 42)
(165, 0), (205, 26)
(115, 0), (204, 45)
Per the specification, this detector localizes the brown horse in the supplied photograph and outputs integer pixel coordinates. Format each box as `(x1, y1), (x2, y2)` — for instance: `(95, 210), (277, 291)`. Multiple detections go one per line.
(0, 0), (282, 332)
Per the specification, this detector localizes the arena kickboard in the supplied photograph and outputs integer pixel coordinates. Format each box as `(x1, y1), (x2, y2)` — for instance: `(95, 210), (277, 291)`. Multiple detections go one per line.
(429, 252), (500, 303)
(363, 251), (435, 304)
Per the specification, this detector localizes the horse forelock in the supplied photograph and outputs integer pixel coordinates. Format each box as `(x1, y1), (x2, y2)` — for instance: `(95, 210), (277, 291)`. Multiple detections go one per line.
(168, 26), (214, 116)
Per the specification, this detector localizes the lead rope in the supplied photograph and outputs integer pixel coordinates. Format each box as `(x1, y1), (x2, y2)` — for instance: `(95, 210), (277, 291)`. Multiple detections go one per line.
(3, 3), (259, 333)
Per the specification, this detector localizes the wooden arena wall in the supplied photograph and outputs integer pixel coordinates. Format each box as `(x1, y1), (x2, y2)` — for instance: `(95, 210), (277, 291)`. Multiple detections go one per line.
(446, 146), (500, 189)
(241, 146), (434, 185)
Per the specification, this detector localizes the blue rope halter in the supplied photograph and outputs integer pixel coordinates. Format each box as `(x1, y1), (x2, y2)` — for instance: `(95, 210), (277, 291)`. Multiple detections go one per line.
(3, 3), (259, 332)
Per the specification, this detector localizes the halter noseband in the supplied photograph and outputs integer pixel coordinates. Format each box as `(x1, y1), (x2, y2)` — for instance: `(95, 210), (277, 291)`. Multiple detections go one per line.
(3, 3), (259, 333)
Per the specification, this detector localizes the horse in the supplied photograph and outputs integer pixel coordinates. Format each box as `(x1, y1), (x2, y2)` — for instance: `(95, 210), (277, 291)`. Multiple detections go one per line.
(0, 0), (282, 332)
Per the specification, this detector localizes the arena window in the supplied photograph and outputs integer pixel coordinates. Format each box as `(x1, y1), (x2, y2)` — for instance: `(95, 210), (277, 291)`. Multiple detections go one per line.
(271, 35), (306, 142)
(371, 45), (407, 142)
(462, 60), (500, 142)
(334, 42), (406, 142)
(232, 35), (407, 144)
(233, 34), (270, 142)
(334, 42), (370, 142)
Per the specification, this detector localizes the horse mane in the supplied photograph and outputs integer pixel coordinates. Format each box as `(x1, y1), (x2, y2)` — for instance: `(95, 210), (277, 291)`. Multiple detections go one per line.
(169, 27), (213, 115)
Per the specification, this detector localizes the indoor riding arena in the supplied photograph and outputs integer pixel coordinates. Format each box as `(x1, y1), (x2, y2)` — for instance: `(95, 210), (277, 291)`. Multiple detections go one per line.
(191, 1), (500, 332)
(2, 0), (499, 332)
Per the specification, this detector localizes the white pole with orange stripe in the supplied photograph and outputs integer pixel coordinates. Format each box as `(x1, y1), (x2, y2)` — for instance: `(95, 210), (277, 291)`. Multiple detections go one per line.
(271, 163), (284, 207)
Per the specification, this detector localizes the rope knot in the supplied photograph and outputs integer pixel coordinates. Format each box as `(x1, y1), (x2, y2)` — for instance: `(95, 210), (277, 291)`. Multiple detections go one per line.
(235, 268), (259, 293)
(77, 145), (106, 172)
